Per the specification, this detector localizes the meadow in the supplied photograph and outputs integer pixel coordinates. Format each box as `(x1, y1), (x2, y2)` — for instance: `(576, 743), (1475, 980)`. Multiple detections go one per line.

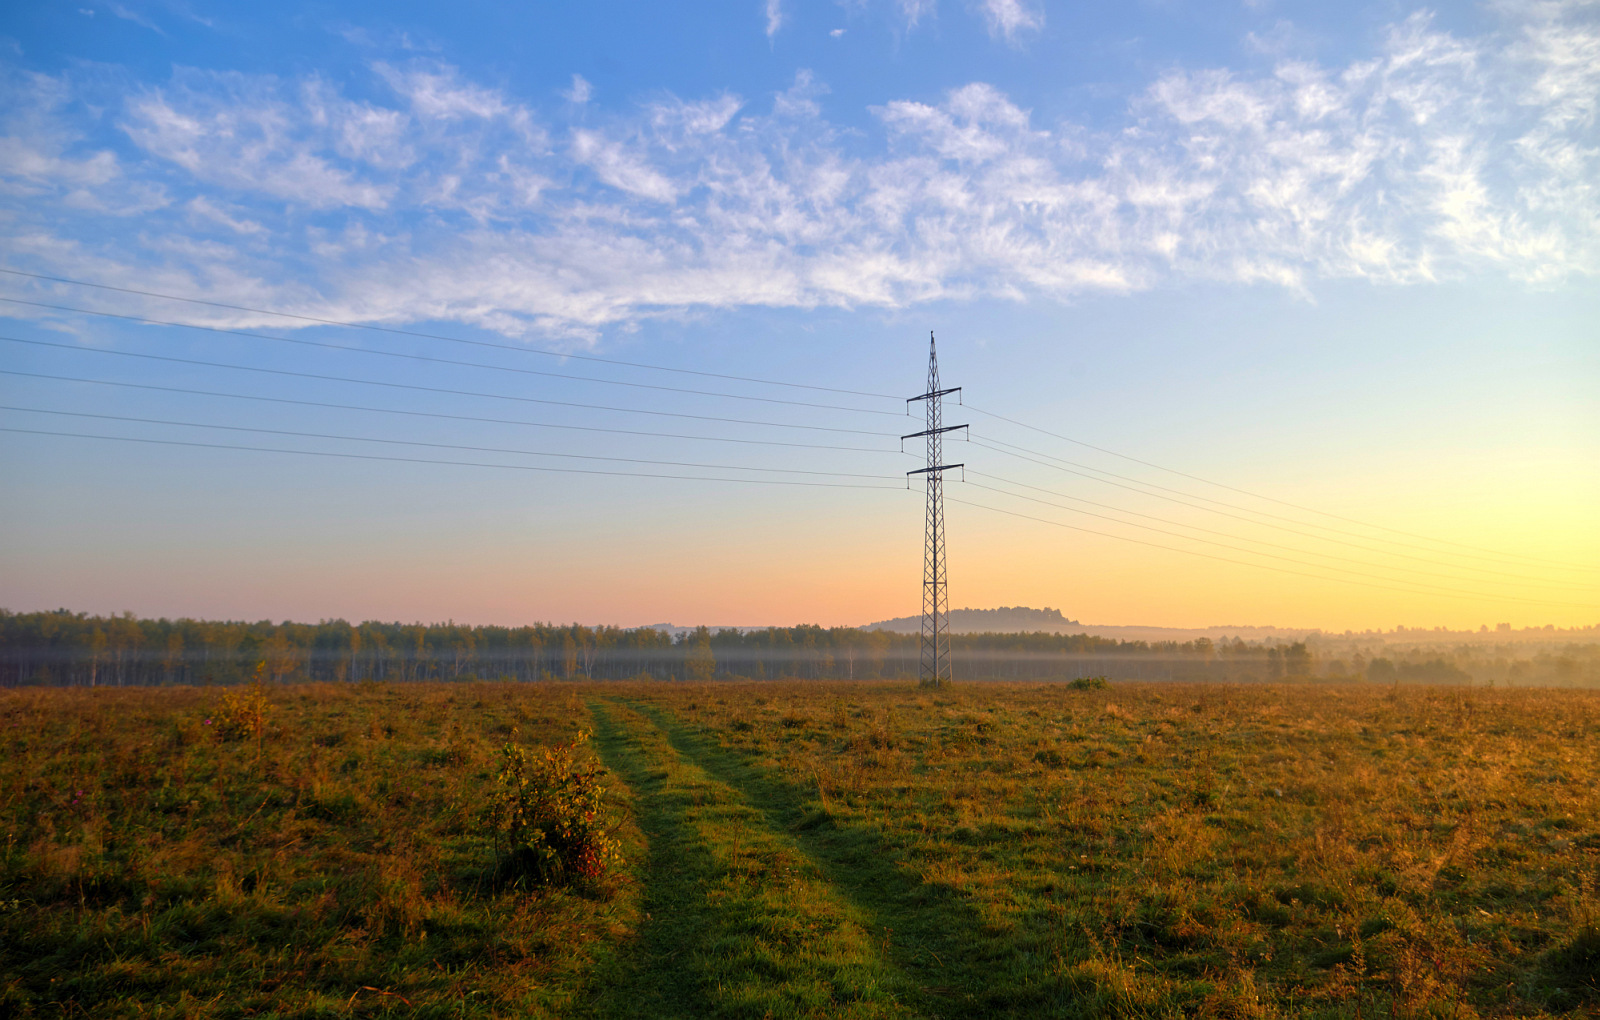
(3, 679), (1597, 1017)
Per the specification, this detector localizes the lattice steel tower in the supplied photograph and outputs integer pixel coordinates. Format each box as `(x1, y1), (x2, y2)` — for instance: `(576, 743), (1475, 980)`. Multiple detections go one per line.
(905, 332), (966, 687)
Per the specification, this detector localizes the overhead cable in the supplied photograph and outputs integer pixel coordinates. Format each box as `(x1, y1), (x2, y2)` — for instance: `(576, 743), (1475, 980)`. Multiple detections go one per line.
(966, 473), (1593, 601)
(1, 427), (912, 490)
(967, 404), (1581, 572)
(948, 495), (1599, 611)
(6, 264), (1579, 579)
(0, 267), (900, 399)
(964, 478), (1591, 605)
(0, 405), (903, 479)
(0, 336), (896, 436)
(0, 297), (902, 416)
(969, 435), (1593, 585)
(0, 371), (897, 453)
(967, 456), (1593, 592)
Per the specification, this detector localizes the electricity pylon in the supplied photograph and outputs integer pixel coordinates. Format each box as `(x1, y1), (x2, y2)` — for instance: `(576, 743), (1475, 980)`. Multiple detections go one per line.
(905, 332), (966, 687)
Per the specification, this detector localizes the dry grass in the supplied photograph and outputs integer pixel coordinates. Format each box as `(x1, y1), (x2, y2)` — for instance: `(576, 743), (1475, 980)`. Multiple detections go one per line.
(3, 679), (1597, 1017)
(634, 681), (1600, 1017)
(1, 682), (634, 1018)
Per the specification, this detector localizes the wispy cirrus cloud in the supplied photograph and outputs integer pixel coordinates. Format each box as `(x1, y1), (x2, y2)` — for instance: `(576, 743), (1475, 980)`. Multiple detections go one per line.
(117, 71), (401, 210)
(897, 0), (938, 32)
(975, 0), (1043, 44)
(0, 4), (1596, 341)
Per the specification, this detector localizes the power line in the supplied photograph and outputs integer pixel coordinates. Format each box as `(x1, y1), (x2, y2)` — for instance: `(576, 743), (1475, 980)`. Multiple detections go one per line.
(0, 297), (904, 417)
(0, 335), (897, 436)
(972, 473), (1600, 601)
(5, 266), (1584, 586)
(0, 405), (902, 479)
(0, 267), (901, 399)
(0, 370), (898, 453)
(964, 478), (1592, 605)
(969, 435), (1593, 586)
(948, 494), (1599, 611)
(967, 457), (1594, 592)
(967, 403), (1582, 572)
(1, 426), (913, 490)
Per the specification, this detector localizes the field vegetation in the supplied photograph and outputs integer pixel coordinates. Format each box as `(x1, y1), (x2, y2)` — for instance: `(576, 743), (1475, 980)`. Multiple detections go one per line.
(3, 679), (1598, 1017)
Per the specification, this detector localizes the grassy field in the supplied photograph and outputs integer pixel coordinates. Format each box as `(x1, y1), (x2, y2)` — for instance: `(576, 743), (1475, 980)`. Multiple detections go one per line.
(3, 680), (1598, 1017)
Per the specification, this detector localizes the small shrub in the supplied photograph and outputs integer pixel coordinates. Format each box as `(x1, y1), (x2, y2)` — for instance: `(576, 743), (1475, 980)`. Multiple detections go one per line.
(491, 730), (620, 887)
(1033, 748), (1067, 768)
(1070, 676), (1110, 691)
(213, 664), (271, 742)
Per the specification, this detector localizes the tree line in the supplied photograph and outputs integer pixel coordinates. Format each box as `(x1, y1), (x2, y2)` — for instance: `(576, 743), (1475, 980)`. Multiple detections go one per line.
(8, 609), (1588, 688)
(2, 609), (1277, 687)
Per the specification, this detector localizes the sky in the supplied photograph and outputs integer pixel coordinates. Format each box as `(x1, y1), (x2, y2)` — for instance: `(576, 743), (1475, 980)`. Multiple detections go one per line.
(1, 0), (1597, 632)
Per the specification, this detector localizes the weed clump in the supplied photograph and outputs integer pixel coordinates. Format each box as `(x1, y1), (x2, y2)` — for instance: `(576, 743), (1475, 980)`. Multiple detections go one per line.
(1070, 675), (1110, 691)
(212, 664), (271, 742)
(491, 730), (620, 887)
(1032, 748), (1067, 768)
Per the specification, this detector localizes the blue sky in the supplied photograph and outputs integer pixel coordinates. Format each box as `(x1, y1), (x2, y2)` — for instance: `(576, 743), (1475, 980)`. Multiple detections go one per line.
(1, 0), (1597, 629)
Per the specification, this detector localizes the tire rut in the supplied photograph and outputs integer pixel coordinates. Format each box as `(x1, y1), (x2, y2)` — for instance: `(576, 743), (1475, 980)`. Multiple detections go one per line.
(583, 701), (920, 1019)
(625, 701), (1030, 1019)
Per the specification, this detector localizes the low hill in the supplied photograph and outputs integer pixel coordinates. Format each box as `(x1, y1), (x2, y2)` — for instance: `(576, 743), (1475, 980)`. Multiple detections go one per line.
(863, 606), (1081, 634)
(862, 606), (1320, 643)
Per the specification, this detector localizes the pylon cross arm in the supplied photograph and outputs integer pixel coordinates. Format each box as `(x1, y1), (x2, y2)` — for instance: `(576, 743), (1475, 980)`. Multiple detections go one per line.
(901, 424), (968, 440)
(906, 386), (961, 405)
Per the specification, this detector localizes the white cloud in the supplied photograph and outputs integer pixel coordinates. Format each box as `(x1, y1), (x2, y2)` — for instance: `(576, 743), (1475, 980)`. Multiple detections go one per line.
(1, 3), (1597, 339)
(0, 68), (157, 214)
(898, 0), (937, 32)
(570, 129), (678, 201)
(186, 196), (263, 234)
(765, 0), (784, 39)
(649, 94), (743, 137)
(121, 85), (394, 210)
(0, 131), (119, 193)
(375, 62), (509, 120)
(879, 83), (1038, 162)
(773, 69), (827, 120)
(976, 0), (1043, 43)
(563, 74), (593, 104)
(108, 3), (164, 34)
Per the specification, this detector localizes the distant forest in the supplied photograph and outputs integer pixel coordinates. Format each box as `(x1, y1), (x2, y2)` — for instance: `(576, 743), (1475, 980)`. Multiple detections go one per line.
(1, 609), (1595, 688)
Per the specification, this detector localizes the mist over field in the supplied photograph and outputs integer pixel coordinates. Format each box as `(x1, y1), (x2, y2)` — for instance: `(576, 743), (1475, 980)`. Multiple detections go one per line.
(5, 607), (1598, 689)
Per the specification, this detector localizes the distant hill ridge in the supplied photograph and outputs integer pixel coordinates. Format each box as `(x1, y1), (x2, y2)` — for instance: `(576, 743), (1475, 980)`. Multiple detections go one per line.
(628, 611), (1595, 645)
(863, 606), (1081, 634)
(862, 607), (1328, 643)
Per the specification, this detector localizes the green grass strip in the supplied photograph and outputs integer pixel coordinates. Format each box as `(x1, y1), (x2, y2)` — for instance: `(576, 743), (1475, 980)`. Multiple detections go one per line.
(585, 702), (916, 1019)
(624, 700), (1088, 1019)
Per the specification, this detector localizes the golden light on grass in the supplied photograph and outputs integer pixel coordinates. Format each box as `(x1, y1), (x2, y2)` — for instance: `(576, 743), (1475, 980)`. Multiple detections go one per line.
(4, 678), (1598, 1015)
